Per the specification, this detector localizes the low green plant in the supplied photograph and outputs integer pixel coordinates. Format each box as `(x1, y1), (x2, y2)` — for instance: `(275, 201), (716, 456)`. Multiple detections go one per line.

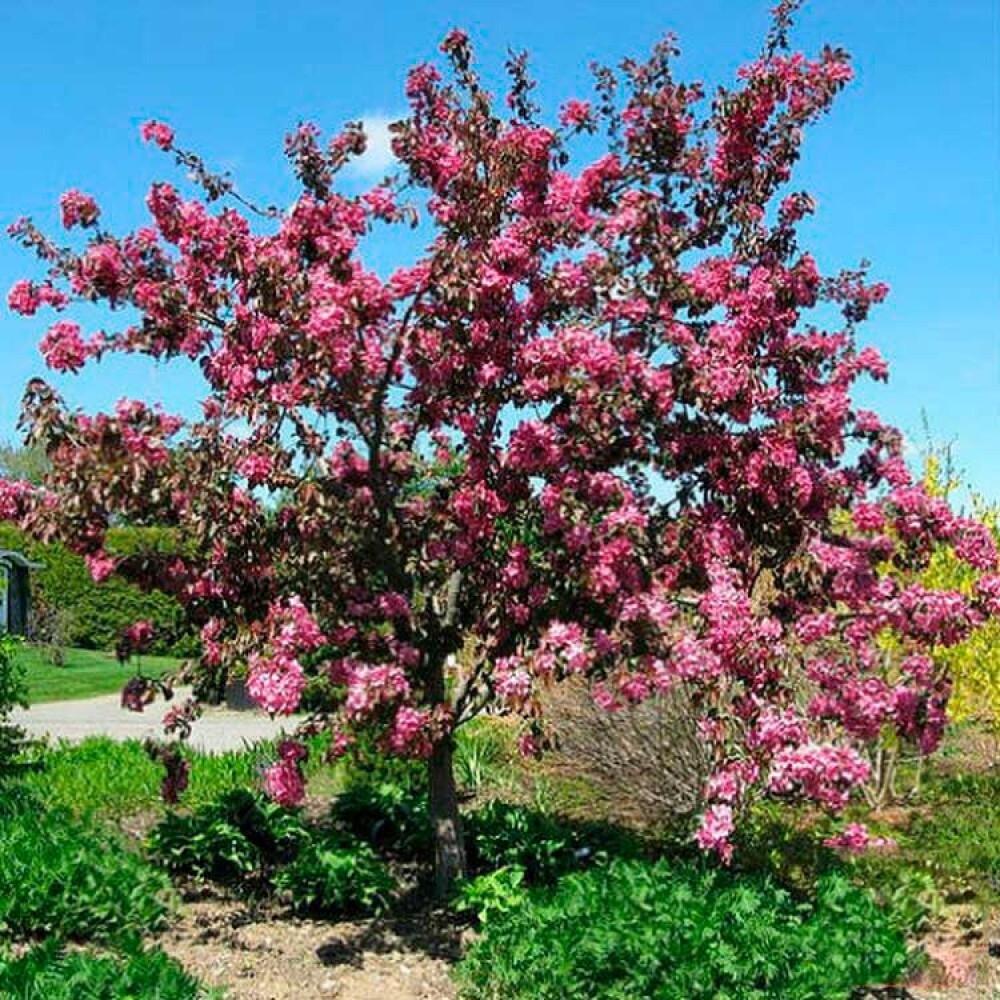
(454, 866), (527, 925)
(0, 938), (220, 999)
(17, 737), (273, 819)
(464, 801), (579, 884)
(274, 833), (395, 916)
(454, 719), (516, 796)
(148, 789), (306, 881)
(0, 799), (173, 941)
(456, 860), (911, 1000)
(898, 768), (1000, 900)
(463, 801), (640, 885)
(331, 780), (432, 858)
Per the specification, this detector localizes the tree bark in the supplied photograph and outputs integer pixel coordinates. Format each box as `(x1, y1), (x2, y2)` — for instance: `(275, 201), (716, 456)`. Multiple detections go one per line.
(429, 735), (467, 898)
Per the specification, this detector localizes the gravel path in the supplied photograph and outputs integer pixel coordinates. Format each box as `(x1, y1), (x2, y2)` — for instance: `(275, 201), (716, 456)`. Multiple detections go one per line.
(11, 688), (303, 752)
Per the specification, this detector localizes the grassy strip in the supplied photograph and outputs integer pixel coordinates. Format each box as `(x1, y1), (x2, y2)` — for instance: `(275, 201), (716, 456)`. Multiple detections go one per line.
(17, 644), (180, 703)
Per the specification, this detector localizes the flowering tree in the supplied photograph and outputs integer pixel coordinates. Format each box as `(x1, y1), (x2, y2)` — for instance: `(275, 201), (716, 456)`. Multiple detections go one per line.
(4, 4), (998, 889)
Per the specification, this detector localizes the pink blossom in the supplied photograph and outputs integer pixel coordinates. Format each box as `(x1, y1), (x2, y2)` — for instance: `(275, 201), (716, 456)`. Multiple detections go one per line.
(40, 320), (88, 372)
(85, 553), (117, 583)
(262, 758), (305, 806)
(824, 823), (895, 853)
(695, 804), (735, 862)
(246, 653), (307, 715)
(559, 99), (592, 129)
(59, 189), (100, 229)
(140, 119), (175, 150)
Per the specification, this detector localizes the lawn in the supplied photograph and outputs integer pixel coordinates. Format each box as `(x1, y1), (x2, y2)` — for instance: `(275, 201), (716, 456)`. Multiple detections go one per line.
(16, 644), (182, 703)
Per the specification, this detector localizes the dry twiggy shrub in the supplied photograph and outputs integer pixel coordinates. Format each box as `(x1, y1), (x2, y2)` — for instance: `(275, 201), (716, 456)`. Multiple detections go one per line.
(543, 679), (710, 830)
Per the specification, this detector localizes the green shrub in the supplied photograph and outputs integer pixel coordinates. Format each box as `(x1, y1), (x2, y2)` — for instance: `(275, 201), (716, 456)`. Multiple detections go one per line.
(464, 801), (639, 885)
(0, 938), (218, 999)
(0, 631), (27, 771)
(0, 800), (173, 941)
(464, 802), (579, 884)
(0, 523), (197, 657)
(20, 737), (162, 818)
(331, 780), (432, 858)
(148, 789), (306, 880)
(17, 738), (272, 820)
(456, 860), (910, 1000)
(274, 833), (395, 916)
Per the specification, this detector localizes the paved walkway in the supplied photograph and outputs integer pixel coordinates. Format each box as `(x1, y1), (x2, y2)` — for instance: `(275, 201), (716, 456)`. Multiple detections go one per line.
(11, 688), (304, 753)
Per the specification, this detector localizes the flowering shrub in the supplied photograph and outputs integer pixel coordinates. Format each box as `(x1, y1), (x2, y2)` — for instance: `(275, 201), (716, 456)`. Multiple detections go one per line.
(5, 2), (996, 883)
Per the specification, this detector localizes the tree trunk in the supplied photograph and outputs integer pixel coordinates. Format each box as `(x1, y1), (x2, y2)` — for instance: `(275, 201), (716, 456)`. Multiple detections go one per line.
(428, 736), (467, 898)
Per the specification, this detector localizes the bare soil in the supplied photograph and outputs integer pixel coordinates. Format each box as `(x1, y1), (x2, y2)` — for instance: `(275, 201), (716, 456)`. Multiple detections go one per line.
(158, 891), (461, 1000)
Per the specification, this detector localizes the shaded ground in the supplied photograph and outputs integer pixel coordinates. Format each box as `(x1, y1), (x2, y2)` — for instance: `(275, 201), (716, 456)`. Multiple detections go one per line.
(159, 894), (460, 1000)
(12, 688), (303, 752)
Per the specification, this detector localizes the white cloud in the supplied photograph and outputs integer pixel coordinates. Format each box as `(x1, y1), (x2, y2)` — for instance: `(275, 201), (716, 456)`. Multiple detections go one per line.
(348, 114), (399, 180)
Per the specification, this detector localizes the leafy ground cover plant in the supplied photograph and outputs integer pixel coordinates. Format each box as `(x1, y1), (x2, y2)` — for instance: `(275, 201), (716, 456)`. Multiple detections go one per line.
(274, 832), (395, 916)
(0, 938), (220, 1000)
(330, 780), (433, 859)
(464, 799), (643, 885)
(148, 789), (307, 880)
(456, 859), (911, 1000)
(0, 797), (173, 941)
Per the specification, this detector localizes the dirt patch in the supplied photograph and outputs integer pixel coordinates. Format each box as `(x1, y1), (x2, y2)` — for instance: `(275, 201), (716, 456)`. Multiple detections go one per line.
(158, 893), (461, 1000)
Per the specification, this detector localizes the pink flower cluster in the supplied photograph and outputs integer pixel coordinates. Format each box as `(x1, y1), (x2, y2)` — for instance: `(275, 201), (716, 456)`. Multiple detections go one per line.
(262, 739), (307, 806)
(246, 652), (307, 716)
(823, 823), (896, 853)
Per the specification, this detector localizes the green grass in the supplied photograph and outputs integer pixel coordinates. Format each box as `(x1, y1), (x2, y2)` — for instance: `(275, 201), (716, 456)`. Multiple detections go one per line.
(15, 644), (181, 703)
(17, 734), (342, 820)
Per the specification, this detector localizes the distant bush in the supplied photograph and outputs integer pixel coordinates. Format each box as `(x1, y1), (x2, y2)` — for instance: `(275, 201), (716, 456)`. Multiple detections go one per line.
(0, 798), (173, 941)
(0, 523), (198, 657)
(0, 938), (216, 1000)
(456, 860), (910, 1000)
(275, 832), (395, 916)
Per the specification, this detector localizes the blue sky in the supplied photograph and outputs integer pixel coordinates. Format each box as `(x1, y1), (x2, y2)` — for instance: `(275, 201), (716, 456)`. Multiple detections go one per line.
(1, 1), (996, 499)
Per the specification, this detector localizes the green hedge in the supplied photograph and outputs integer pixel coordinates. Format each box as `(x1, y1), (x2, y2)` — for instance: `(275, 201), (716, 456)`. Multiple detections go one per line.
(0, 524), (197, 657)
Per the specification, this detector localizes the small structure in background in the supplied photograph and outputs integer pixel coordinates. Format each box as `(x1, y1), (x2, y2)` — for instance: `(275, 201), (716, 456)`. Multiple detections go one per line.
(0, 551), (41, 636)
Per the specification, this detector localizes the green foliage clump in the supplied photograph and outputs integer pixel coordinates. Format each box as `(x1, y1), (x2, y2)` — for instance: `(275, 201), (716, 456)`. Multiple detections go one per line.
(329, 739), (431, 856)
(274, 833), (395, 916)
(456, 860), (910, 1000)
(464, 801), (641, 886)
(0, 938), (218, 1000)
(0, 631), (27, 770)
(331, 780), (432, 858)
(900, 768), (1000, 899)
(0, 797), (173, 942)
(454, 866), (528, 925)
(148, 789), (307, 880)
